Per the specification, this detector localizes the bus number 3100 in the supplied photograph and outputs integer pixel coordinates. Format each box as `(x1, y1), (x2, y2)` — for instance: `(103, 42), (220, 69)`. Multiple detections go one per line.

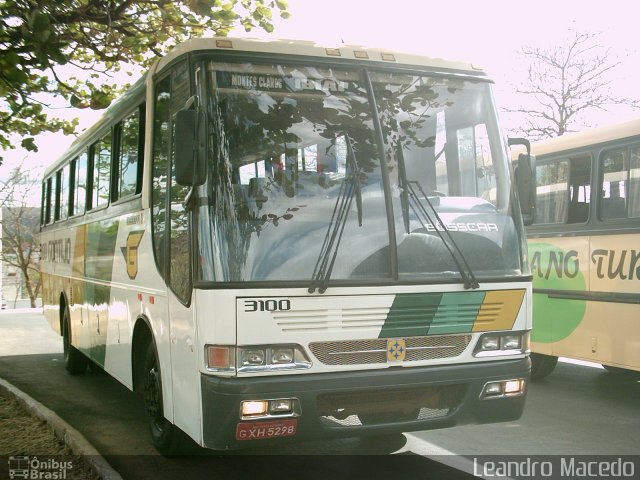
(244, 299), (291, 312)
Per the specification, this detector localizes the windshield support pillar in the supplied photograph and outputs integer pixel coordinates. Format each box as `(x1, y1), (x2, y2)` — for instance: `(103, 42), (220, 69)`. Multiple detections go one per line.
(361, 69), (399, 280)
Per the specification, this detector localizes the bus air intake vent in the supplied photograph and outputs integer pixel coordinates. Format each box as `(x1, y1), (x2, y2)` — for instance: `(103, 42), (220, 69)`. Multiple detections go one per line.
(317, 384), (466, 427)
(309, 334), (472, 366)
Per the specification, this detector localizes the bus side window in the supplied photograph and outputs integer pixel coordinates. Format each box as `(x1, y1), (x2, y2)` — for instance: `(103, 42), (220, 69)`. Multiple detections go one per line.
(51, 173), (60, 222)
(115, 105), (144, 200)
(535, 160), (569, 224)
(42, 178), (52, 225)
(90, 130), (112, 209)
(600, 147), (638, 220)
(630, 145), (640, 217)
(152, 76), (171, 278)
(71, 152), (88, 216)
(58, 164), (70, 221)
(567, 156), (591, 224)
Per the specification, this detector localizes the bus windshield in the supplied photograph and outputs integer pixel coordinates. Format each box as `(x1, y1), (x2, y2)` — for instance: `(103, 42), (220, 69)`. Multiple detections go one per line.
(196, 60), (523, 284)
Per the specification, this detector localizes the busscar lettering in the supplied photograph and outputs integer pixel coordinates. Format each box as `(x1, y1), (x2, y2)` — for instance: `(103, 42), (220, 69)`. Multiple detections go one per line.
(425, 222), (499, 232)
(591, 249), (640, 281)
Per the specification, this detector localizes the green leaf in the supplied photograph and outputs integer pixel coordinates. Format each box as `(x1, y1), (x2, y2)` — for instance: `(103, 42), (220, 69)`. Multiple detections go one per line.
(21, 137), (38, 152)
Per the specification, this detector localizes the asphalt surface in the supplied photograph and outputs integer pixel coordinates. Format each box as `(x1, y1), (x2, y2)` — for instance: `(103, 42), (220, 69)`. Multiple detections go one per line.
(1, 310), (639, 479)
(0, 311), (476, 479)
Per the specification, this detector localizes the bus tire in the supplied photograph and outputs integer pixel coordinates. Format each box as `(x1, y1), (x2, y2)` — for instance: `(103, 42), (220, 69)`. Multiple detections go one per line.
(62, 308), (87, 375)
(143, 343), (181, 455)
(530, 353), (558, 380)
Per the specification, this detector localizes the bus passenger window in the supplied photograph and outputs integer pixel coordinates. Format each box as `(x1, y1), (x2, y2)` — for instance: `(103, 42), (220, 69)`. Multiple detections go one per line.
(599, 145), (640, 220)
(567, 156), (591, 223)
(51, 174), (59, 222)
(535, 160), (569, 224)
(72, 152), (88, 216)
(91, 131), (112, 209)
(630, 145), (640, 217)
(58, 164), (70, 221)
(116, 108), (142, 199)
(43, 178), (52, 225)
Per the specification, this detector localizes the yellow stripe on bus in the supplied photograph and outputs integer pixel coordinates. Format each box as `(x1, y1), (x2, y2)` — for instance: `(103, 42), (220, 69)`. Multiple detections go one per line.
(473, 289), (525, 332)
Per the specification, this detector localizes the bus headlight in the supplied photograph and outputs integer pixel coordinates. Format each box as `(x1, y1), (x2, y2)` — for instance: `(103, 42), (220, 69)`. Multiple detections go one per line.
(474, 331), (529, 357)
(241, 349), (266, 367)
(205, 344), (311, 373)
(272, 348), (294, 364)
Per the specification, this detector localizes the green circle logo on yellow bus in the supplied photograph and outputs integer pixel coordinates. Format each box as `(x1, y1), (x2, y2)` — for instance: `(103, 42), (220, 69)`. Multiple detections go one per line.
(529, 242), (587, 343)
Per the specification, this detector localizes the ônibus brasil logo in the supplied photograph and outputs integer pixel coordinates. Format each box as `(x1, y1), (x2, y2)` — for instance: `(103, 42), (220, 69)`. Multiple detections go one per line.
(8, 456), (73, 479)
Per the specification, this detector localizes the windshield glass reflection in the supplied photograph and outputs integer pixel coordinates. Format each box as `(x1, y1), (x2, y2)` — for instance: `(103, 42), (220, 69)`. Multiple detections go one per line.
(195, 62), (523, 284)
(196, 63), (388, 283)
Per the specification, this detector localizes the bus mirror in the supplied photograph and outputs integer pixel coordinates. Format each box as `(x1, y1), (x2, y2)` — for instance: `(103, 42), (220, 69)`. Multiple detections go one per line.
(515, 152), (536, 225)
(509, 137), (536, 225)
(175, 109), (206, 186)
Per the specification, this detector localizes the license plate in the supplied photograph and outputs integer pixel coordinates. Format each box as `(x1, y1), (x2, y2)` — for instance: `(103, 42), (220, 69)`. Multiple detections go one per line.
(236, 419), (298, 441)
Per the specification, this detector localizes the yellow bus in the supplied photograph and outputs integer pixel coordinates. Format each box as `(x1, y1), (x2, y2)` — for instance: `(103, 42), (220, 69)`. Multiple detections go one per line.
(40, 37), (535, 453)
(526, 119), (640, 378)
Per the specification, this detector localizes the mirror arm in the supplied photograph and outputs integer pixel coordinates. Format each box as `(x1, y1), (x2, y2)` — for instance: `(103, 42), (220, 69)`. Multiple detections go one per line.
(508, 137), (531, 155)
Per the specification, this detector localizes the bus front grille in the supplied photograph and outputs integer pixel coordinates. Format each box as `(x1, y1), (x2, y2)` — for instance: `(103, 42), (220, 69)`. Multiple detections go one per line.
(309, 334), (472, 366)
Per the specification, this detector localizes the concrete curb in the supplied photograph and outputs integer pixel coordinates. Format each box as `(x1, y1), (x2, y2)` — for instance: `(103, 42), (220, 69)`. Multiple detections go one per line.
(0, 377), (123, 480)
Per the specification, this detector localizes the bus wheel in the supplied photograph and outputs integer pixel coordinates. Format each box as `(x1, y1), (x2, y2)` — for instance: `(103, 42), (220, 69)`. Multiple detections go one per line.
(530, 353), (558, 380)
(62, 308), (87, 375)
(143, 343), (180, 455)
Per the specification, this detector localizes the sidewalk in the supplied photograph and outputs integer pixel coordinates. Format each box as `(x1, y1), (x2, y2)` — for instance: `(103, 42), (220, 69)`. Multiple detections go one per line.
(0, 377), (122, 480)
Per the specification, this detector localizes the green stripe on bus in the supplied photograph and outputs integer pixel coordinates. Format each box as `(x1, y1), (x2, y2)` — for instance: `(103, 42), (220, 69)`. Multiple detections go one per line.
(427, 291), (485, 335)
(379, 292), (442, 338)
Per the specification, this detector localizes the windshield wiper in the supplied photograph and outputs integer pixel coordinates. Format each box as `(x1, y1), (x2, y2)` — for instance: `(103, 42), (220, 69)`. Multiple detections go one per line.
(308, 134), (363, 294)
(397, 143), (480, 290)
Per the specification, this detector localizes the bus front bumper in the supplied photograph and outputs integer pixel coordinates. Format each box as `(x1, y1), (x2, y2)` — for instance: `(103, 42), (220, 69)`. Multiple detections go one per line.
(200, 357), (530, 450)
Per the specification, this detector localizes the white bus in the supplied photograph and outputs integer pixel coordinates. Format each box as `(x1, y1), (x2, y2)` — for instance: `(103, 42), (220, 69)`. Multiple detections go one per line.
(526, 119), (640, 379)
(40, 37), (535, 453)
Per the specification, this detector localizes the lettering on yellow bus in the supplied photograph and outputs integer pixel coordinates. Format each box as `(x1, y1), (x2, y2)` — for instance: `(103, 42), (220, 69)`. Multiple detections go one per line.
(591, 249), (640, 281)
(529, 249), (579, 280)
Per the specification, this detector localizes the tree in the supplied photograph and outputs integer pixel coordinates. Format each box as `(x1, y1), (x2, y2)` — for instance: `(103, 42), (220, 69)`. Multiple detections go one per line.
(506, 31), (640, 140)
(0, 168), (41, 308)
(0, 0), (290, 160)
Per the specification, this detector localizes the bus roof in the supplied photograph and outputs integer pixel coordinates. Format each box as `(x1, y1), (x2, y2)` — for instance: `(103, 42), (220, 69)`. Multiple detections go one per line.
(153, 37), (487, 77)
(529, 118), (640, 158)
(44, 36), (487, 178)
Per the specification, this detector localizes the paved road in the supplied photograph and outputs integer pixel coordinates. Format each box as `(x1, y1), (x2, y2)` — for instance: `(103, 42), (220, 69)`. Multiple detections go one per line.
(1, 310), (639, 479)
(0, 311), (475, 479)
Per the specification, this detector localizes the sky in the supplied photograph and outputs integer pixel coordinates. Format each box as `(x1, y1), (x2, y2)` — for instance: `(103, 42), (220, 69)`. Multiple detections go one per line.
(2, 0), (639, 190)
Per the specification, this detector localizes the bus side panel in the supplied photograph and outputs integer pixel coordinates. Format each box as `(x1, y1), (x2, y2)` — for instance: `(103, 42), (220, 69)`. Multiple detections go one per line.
(92, 211), (173, 404)
(586, 233), (640, 370)
(530, 233), (640, 371)
(40, 226), (79, 340)
(529, 236), (590, 357)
